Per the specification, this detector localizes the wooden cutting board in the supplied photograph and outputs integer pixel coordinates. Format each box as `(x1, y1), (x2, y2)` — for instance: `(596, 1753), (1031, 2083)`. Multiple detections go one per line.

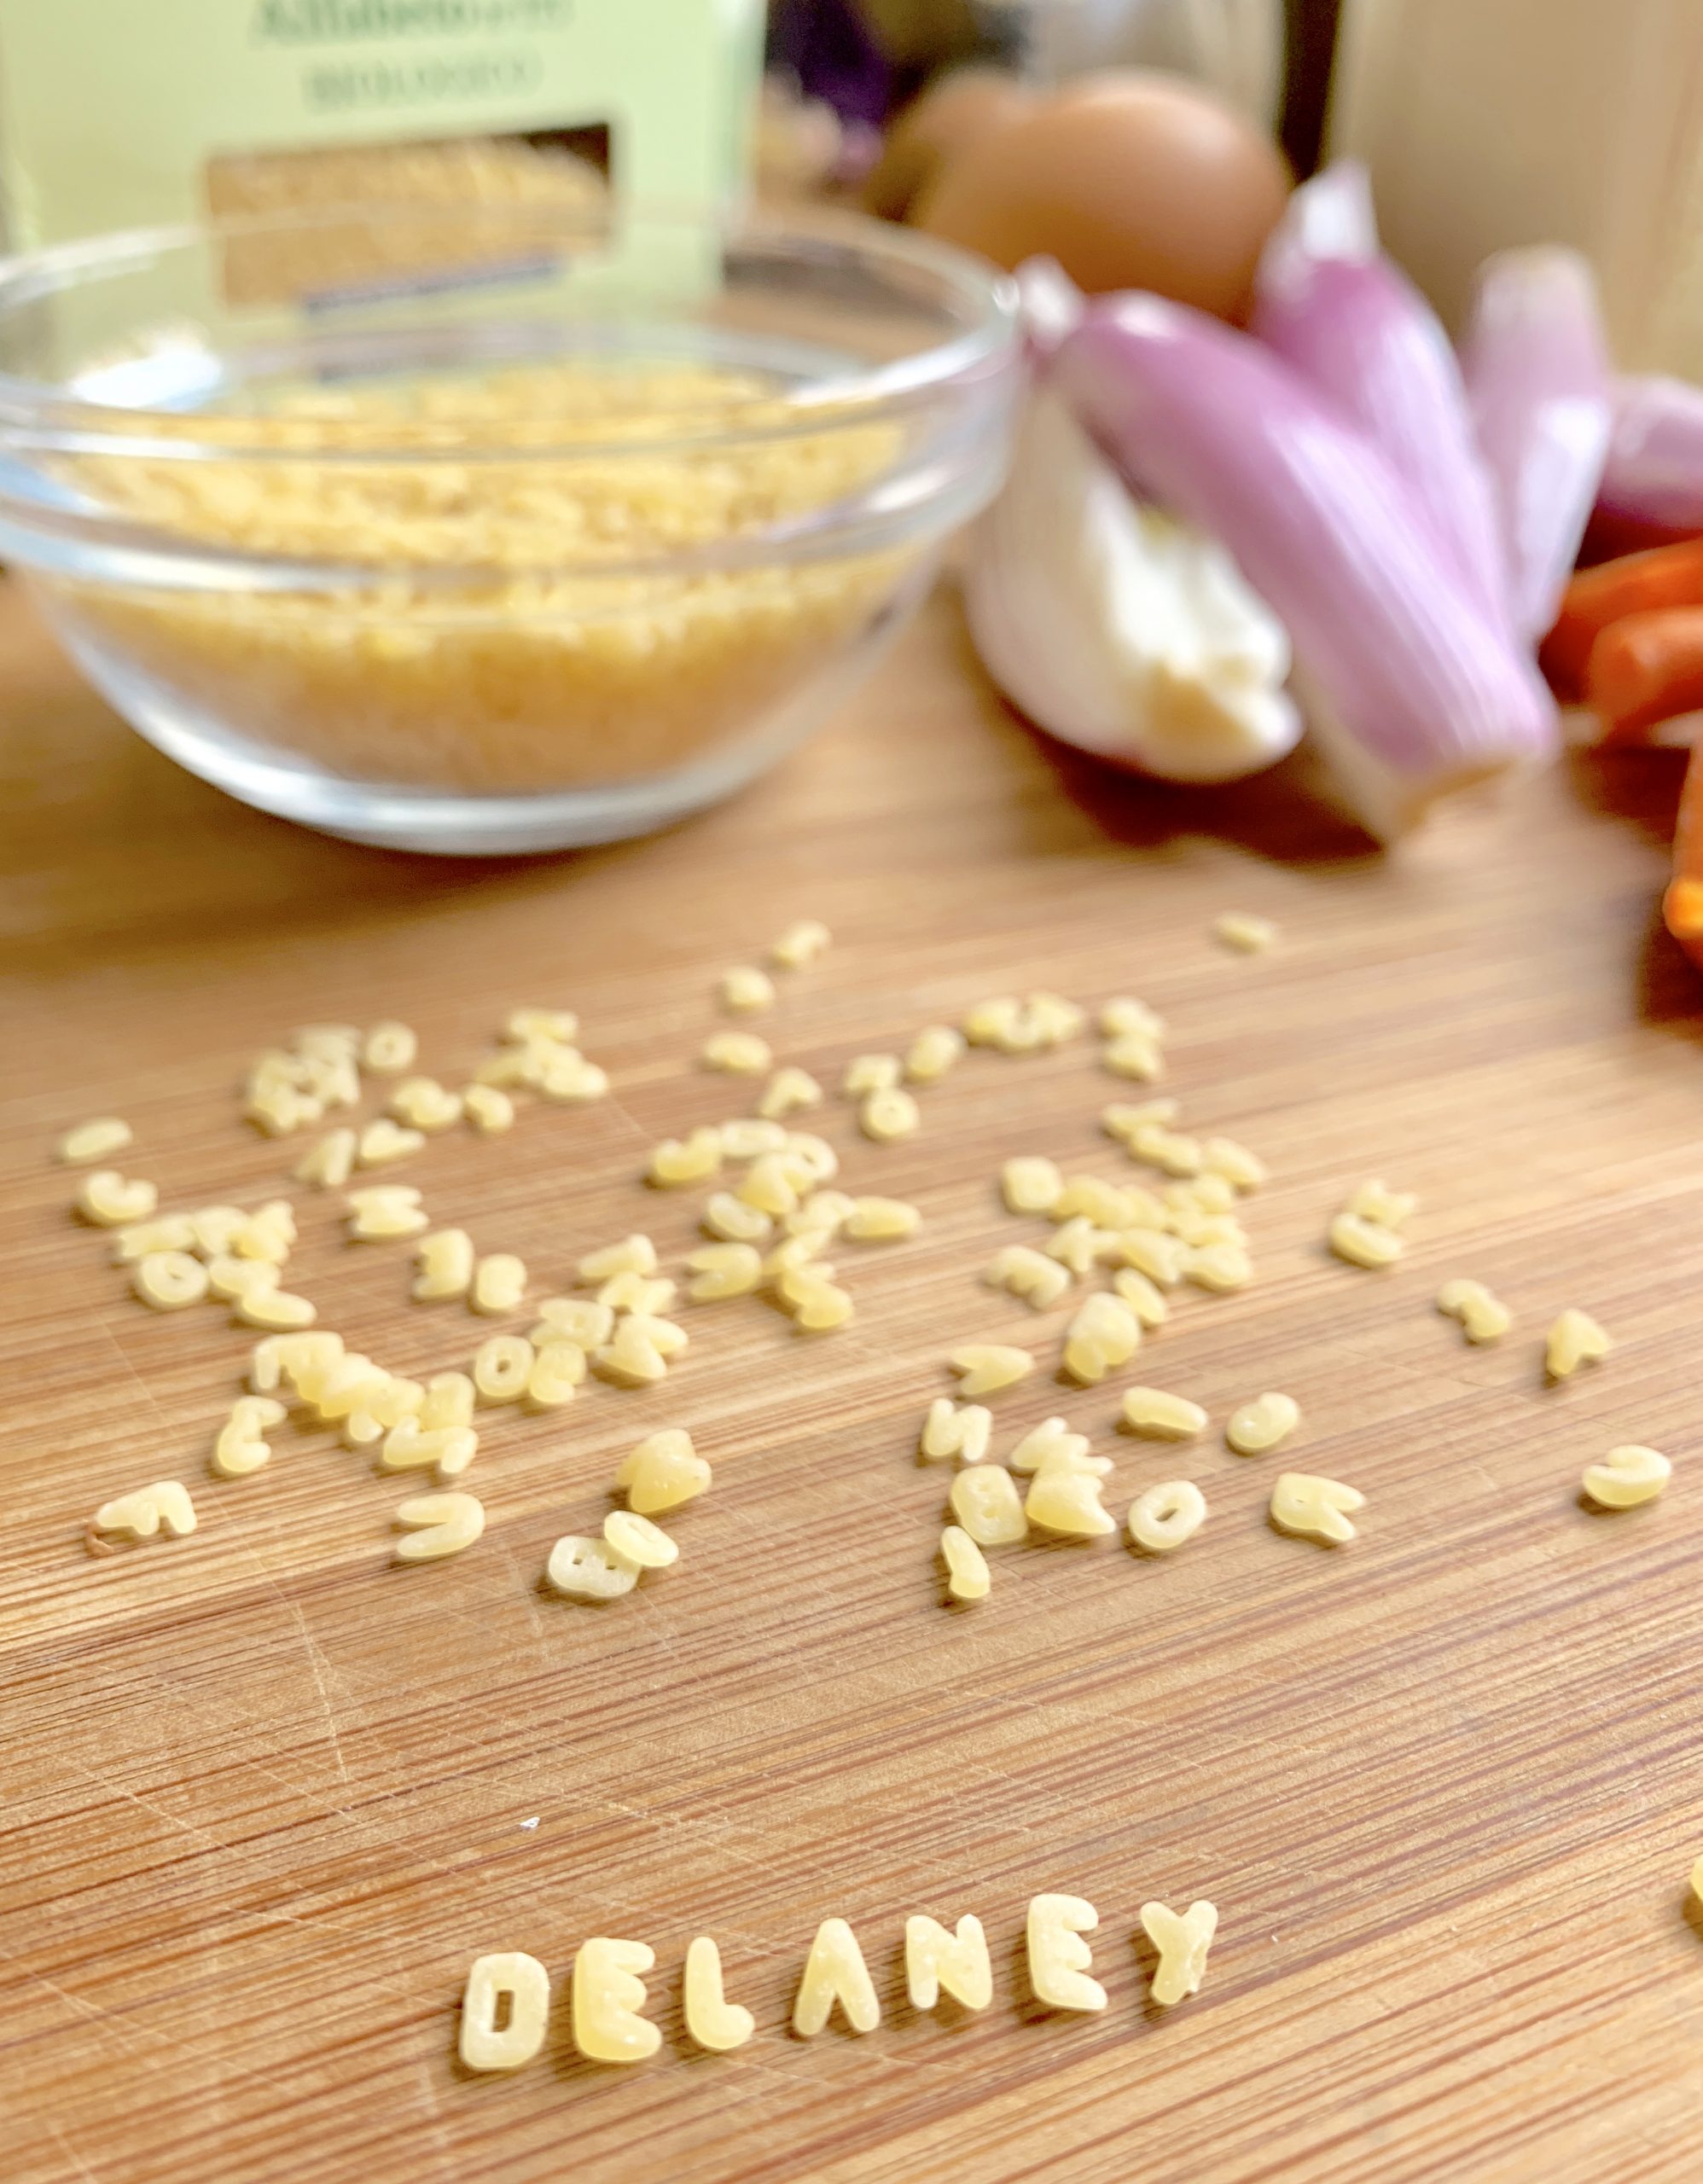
(3, 577), (1702, 2184)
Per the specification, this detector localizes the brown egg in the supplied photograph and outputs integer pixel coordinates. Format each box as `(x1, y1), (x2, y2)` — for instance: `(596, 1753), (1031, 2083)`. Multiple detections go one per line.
(861, 69), (1034, 223)
(912, 71), (1291, 321)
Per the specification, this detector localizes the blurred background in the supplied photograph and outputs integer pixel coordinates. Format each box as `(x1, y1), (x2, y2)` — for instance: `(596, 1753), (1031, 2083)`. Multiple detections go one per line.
(759, 0), (1703, 376)
(763, 0), (1334, 189)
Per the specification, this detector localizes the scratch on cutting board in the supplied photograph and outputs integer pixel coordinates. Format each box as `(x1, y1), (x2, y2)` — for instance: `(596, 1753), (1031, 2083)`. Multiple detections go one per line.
(592, 1084), (653, 1149)
(94, 1320), (172, 1438)
(49, 2123), (98, 2184)
(497, 1538), (550, 1669)
(130, 1651), (356, 1833)
(632, 1583), (682, 1663)
(410, 2059), (456, 2184)
(287, 1600), (353, 1788)
(248, 1903), (419, 2004)
(241, 1529), (360, 1807)
(0, 1945), (142, 2056)
(705, 2045), (822, 2111)
(68, 1762), (225, 1856)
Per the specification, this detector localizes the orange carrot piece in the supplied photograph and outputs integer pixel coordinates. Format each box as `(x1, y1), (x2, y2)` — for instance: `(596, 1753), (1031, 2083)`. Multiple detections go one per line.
(1540, 536), (1703, 696)
(1665, 739), (1703, 967)
(1584, 609), (1703, 742)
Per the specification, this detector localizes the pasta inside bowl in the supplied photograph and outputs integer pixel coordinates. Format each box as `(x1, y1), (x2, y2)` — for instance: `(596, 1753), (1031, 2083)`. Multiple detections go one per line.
(0, 201), (1019, 852)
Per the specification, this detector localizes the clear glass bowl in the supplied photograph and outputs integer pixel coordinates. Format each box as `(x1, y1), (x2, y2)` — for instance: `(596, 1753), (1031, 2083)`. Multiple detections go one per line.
(0, 202), (1019, 852)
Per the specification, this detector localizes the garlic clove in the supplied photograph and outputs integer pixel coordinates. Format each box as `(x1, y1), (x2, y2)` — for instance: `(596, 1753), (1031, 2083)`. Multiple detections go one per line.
(963, 386), (1300, 786)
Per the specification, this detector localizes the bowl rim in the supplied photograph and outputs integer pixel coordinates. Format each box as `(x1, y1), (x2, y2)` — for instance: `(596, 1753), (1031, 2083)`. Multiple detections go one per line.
(0, 199), (1021, 465)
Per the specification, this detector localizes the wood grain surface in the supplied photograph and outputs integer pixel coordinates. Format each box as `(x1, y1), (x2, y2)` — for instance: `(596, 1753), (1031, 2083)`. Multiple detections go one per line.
(3, 576), (1703, 2184)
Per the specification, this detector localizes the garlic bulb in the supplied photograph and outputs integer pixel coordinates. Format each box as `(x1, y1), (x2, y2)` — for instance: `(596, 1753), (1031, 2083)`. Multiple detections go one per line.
(963, 385), (1301, 783)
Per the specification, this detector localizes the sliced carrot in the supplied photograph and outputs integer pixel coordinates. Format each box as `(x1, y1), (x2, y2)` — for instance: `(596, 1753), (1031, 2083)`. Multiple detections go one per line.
(1539, 536), (1703, 697)
(1584, 608), (1703, 742)
(1665, 739), (1703, 967)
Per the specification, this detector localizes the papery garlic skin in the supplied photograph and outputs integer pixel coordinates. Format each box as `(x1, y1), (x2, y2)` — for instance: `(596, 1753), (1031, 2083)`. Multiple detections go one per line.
(963, 386), (1301, 784)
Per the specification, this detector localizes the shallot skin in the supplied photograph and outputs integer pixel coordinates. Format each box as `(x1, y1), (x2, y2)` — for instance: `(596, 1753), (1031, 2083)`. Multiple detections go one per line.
(1055, 293), (1557, 835)
(1253, 164), (1508, 623)
(1461, 247), (1613, 643)
(1598, 375), (1703, 537)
